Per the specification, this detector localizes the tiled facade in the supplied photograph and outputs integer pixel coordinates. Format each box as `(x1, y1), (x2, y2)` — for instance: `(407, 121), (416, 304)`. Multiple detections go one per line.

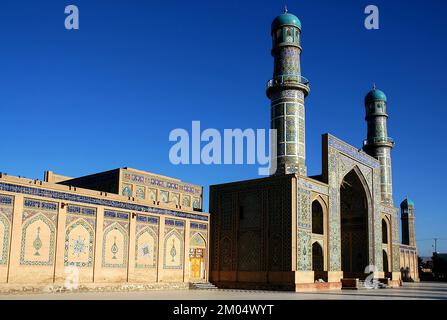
(209, 10), (419, 291)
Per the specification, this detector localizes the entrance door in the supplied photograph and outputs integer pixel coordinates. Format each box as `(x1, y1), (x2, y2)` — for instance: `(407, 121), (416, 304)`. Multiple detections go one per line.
(189, 248), (204, 279)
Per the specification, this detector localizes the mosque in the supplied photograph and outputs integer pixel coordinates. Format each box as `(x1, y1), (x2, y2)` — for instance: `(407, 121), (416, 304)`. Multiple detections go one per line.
(209, 9), (419, 290)
(0, 9), (417, 293)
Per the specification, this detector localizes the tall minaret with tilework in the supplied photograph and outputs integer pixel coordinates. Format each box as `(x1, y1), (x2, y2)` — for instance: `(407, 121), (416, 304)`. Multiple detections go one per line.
(267, 7), (310, 176)
(401, 198), (416, 246)
(362, 86), (395, 204)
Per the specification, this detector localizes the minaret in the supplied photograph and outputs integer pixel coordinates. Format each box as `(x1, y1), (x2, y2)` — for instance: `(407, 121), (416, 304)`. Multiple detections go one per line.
(267, 7), (310, 176)
(362, 86), (394, 204)
(401, 198), (416, 246)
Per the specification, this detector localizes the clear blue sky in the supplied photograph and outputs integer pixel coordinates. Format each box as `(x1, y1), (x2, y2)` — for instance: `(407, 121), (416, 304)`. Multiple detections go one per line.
(0, 0), (445, 256)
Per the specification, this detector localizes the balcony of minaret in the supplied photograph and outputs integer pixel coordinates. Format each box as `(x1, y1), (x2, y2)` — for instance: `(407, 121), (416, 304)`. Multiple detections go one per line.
(266, 74), (310, 98)
(363, 137), (395, 148)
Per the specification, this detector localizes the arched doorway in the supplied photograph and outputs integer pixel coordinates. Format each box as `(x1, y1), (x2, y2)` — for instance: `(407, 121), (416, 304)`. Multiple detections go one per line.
(383, 250), (389, 273)
(382, 218), (391, 274)
(312, 242), (324, 272)
(340, 168), (370, 277)
(189, 233), (207, 280)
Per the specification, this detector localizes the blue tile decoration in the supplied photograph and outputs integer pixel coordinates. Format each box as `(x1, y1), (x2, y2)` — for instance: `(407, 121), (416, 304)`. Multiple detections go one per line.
(24, 198), (58, 212)
(104, 210), (129, 220)
(0, 213), (10, 265)
(67, 206), (81, 214)
(135, 225), (158, 269)
(0, 182), (208, 221)
(64, 218), (95, 267)
(163, 229), (184, 270)
(175, 220), (184, 227)
(136, 214), (158, 225)
(67, 205), (96, 217)
(122, 170), (201, 195)
(298, 179), (328, 195)
(20, 213), (56, 266)
(190, 222), (207, 230)
(328, 134), (380, 169)
(0, 195), (13, 206)
(166, 219), (184, 227)
(102, 222), (128, 268)
(24, 199), (39, 209)
(190, 232), (207, 247)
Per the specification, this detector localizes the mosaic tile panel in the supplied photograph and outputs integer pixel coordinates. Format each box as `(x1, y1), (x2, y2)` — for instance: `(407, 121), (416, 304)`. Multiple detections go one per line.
(298, 179), (328, 195)
(67, 204), (96, 217)
(163, 219), (184, 270)
(135, 185), (145, 200)
(328, 135), (380, 169)
(0, 213), (11, 265)
(373, 168), (383, 270)
(104, 210), (129, 221)
(0, 195), (13, 206)
(20, 209), (57, 266)
(190, 232), (207, 248)
(327, 148), (341, 271)
(121, 170), (202, 196)
(136, 214), (159, 225)
(297, 189), (311, 229)
(190, 223), (208, 230)
(297, 229), (311, 271)
(193, 197), (201, 210)
(135, 225), (158, 269)
(0, 194), (13, 265)
(296, 185), (312, 271)
(102, 220), (128, 268)
(64, 218), (95, 267)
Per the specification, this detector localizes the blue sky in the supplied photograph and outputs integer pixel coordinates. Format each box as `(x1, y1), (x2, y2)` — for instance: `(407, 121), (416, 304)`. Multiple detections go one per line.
(0, 0), (445, 256)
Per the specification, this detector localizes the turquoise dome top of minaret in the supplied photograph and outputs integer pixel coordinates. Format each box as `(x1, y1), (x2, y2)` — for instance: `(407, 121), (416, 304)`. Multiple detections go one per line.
(271, 6), (302, 32)
(365, 85), (387, 104)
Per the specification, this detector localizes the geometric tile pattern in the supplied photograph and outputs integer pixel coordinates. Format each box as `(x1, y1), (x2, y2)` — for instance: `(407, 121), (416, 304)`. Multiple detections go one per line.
(64, 218), (95, 267)
(102, 210), (129, 269)
(0, 212), (11, 265)
(0, 195), (13, 266)
(163, 219), (184, 270)
(64, 205), (96, 268)
(20, 202), (58, 266)
(190, 222), (207, 251)
(135, 225), (158, 269)
(135, 214), (159, 269)
(296, 187), (312, 271)
(190, 223), (208, 230)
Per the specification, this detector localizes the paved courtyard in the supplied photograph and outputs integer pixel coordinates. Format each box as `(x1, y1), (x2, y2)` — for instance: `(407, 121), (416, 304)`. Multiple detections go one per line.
(0, 282), (446, 300)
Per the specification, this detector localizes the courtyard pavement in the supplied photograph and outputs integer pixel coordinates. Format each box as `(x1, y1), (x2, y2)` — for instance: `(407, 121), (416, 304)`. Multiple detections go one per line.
(0, 282), (446, 300)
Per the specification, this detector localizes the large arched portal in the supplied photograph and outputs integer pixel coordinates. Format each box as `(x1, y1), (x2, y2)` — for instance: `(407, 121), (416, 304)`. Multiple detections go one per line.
(340, 168), (370, 277)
